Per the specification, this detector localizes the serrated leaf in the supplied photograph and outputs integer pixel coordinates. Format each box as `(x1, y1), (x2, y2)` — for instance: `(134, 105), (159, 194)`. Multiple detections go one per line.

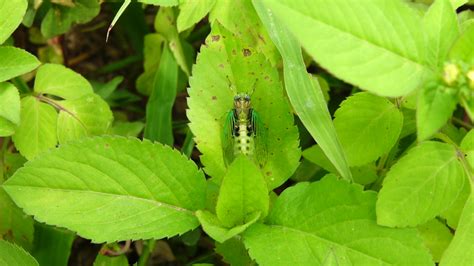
(262, 0), (434, 97)
(423, 0), (459, 68)
(0, 188), (34, 250)
(57, 93), (113, 144)
(3, 137), (206, 243)
(215, 237), (254, 266)
(417, 219), (453, 262)
(0, 0), (27, 44)
(449, 22), (474, 63)
(334, 92), (403, 166)
(216, 156), (269, 227)
(243, 175), (433, 265)
(196, 210), (260, 243)
(12, 96), (58, 160)
(439, 194), (474, 265)
(0, 47), (40, 82)
(34, 64), (93, 100)
(254, 1), (352, 181)
(417, 83), (458, 140)
(0, 240), (38, 266)
(377, 141), (465, 227)
(177, 0), (216, 32)
(187, 24), (300, 189)
(0, 82), (21, 137)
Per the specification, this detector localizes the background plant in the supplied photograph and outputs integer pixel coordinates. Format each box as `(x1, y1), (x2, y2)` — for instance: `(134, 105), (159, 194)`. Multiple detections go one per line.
(0, 0), (473, 265)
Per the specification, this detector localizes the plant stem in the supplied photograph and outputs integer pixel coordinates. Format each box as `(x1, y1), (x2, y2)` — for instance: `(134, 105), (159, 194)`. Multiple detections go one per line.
(138, 239), (156, 266)
(452, 117), (473, 129)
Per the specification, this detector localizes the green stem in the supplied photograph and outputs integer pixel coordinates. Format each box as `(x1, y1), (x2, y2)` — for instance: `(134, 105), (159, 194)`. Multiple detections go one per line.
(0, 137), (10, 182)
(138, 239), (156, 266)
(452, 117), (473, 129)
(11, 77), (30, 94)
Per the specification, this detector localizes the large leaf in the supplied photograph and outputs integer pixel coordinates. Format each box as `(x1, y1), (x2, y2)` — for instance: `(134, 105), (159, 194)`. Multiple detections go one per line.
(0, 82), (21, 137)
(0, 47), (40, 82)
(3, 137), (207, 243)
(34, 63), (93, 100)
(334, 92), (403, 166)
(417, 219), (453, 262)
(254, 1), (352, 180)
(449, 22), (474, 64)
(177, 0), (216, 32)
(0, 240), (38, 266)
(243, 175), (432, 265)
(57, 93), (113, 144)
(0, 0), (27, 44)
(262, 0), (434, 97)
(216, 156), (269, 227)
(12, 96), (58, 160)
(377, 141), (465, 227)
(187, 24), (300, 189)
(31, 223), (75, 266)
(439, 193), (474, 265)
(423, 0), (459, 68)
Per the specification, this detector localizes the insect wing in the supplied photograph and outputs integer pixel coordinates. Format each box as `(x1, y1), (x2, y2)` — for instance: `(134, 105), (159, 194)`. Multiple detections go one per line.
(251, 110), (268, 166)
(221, 109), (235, 166)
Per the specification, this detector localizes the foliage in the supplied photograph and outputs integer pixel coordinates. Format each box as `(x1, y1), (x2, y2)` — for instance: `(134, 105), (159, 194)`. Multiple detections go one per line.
(0, 0), (473, 265)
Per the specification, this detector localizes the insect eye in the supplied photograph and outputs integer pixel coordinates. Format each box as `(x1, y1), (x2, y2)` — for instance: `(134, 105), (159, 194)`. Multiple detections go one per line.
(234, 95), (241, 101)
(244, 95), (250, 101)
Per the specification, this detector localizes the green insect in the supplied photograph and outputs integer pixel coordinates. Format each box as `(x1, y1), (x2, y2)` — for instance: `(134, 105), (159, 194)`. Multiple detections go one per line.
(222, 93), (267, 166)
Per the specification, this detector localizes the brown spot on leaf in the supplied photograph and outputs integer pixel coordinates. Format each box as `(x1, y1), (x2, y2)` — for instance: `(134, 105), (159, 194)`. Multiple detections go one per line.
(218, 63), (225, 68)
(211, 35), (220, 42)
(243, 48), (251, 57)
(212, 96), (217, 100)
(266, 171), (272, 176)
(264, 76), (269, 80)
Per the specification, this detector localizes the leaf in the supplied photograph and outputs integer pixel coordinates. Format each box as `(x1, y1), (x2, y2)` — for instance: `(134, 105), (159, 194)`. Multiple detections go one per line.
(377, 141), (465, 227)
(0, 0), (27, 44)
(106, 0), (131, 42)
(417, 83), (458, 140)
(110, 121), (144, 137)
(94, 254), (128, 266)
(177, 0), (216, 32)
(0, 46), (40, 82)
(31, 223), (75, 266)
(461, 129), (474, 169)
(254, 1), (352, 180)
(417, 219), (453, 262)
(215, 237), (254, 266)
(34, 64), (93, 100)
(0, 240), (38, 266)
(439, 193), (474, 265)
(423, 0), (459, 68)
(144, 45), (178, 145)
(440, 175), (471, 228)
(3, 136), (206, 243)
(243, 175), (433, 265)
(12, 96), (58, 160)
(40, 0), (100, 38)
(0, 188), (34, 250)
(138, 0), (178, 6)
(216, 156), (269, 227)
(0, 82), (21, 137)
(262, 0), (434, 97)
(57, 93), (113, 144)
(334, 92), (403, 166)
(136, 34), (165, 95)
(449, 22), (474, 64)
(187, 24), (300, 189)
(196, 210), (260, 243)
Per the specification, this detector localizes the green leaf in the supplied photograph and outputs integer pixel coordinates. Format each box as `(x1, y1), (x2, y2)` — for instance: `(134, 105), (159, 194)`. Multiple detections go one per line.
(377, 141), (465, 227)
(461, 129), (474, 169)
(449, 22), (474, 64)
(417, 219), (453, 262)
(138, 0), (178, 6)
(0, 82), (21, 137)
(440, 175), (471, 228)
(0, 0), (27, 44)
(94, 254), (128, 266)
(262, 0), (433, 97)
(334, 92), (403, 166)
(177, 0), (216, 32)
(417, 84), (458, 140)
(254, 1), (352, 180)
(423, 0), (459, 68)
(0, 240), (38, 266)
(34, 64), (93, 100)
(440, 193), (474, 265)
(136, 33), (165, 95)
(144, 45), (178, 145)
(110, 121), (144, 137)
(0, 188), (34, 250)
(216, 156), (269, 227)
(0, 47), (40, 82)
(215, 237), (254, 266)
(31, 223), (75, 266)
(196, 210), (260, 243)
(12, 96), (58, 160)
(57, 93), (113, 144)
(40, 0), (100, 38)
(187, 24), (300, 188)
(3, 137), (206, 243)
(243, 175), (433, 265)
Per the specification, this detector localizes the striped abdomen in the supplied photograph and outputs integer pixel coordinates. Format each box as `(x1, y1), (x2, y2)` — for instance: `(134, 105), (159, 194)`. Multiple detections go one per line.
(234, 122), (255, 157)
